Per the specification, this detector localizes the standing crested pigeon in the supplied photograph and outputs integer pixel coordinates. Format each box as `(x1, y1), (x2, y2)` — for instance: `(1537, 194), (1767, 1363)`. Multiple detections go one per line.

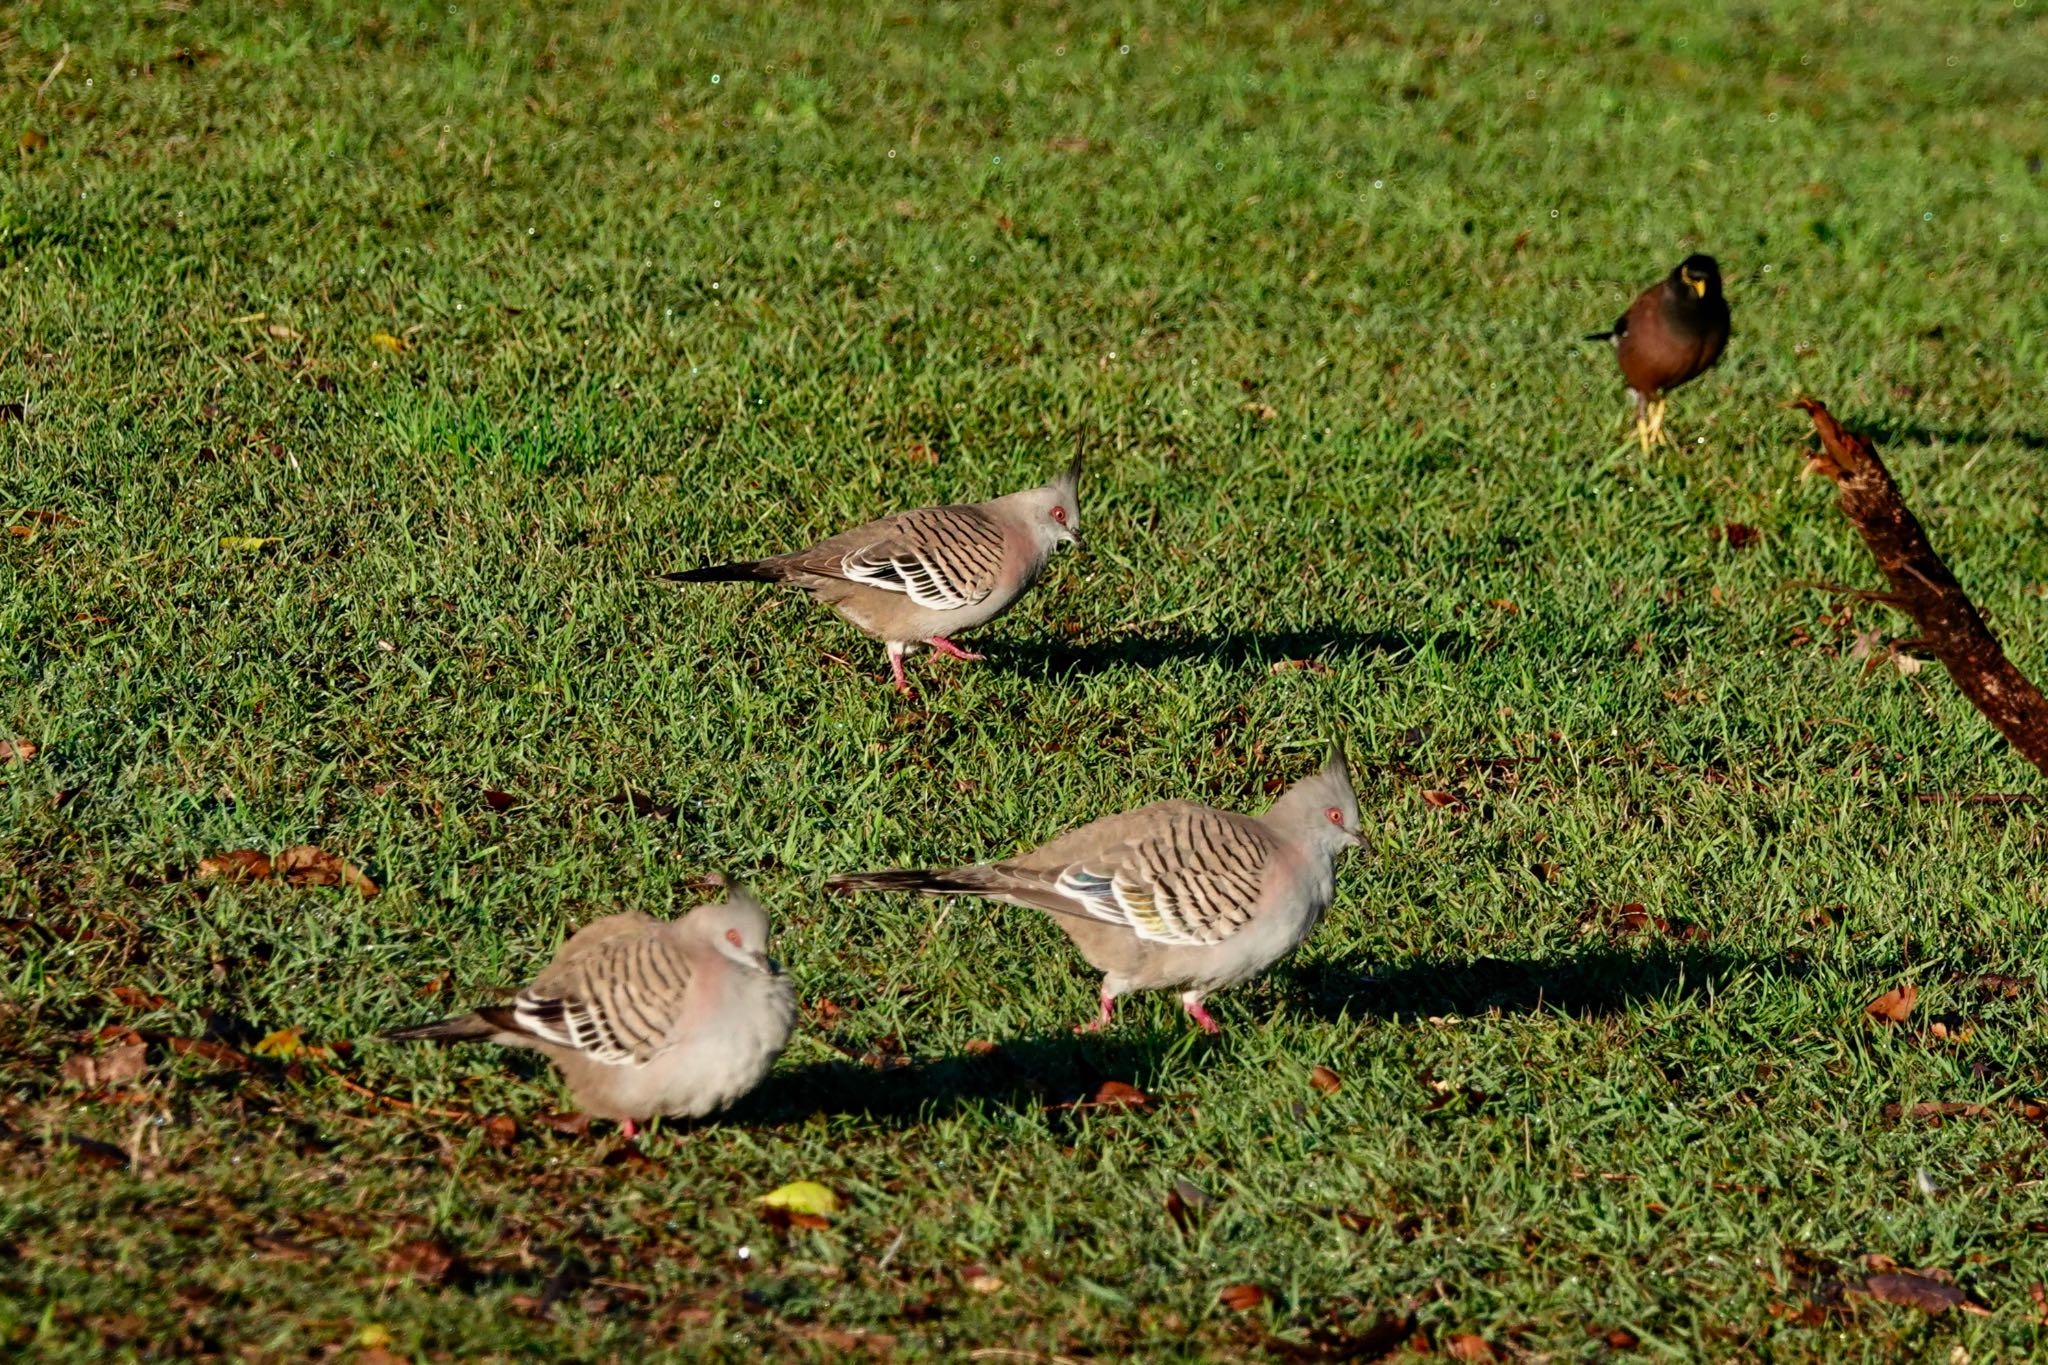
(828, 745), (1361, 1034)
(382, 888), (795, 1135)
(658, 452), (1082, 692)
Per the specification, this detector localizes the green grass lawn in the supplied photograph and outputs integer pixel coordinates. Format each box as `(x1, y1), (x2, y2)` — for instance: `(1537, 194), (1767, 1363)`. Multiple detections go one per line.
(6, 0), (2048, 1357)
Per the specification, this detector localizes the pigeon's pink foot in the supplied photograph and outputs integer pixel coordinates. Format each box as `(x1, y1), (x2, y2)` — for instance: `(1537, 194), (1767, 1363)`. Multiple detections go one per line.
(886, 647), (913, 695)
(1181, 994), (1222, 1035)
(1073, 991), (1115, 1034)
(926, 635), (985, 663)
(621, 1117), (638, 1140)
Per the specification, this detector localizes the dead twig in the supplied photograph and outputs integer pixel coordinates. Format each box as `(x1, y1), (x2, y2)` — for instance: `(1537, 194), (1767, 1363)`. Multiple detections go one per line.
(1796, 397), (2048, 780)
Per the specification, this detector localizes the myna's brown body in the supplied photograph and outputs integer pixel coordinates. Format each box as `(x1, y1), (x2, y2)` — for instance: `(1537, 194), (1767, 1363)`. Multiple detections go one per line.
(1588, 254), (1730, 451)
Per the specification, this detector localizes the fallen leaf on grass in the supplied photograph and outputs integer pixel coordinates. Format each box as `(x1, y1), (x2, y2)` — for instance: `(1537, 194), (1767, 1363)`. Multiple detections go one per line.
(1976, 973), (2028, 999)
(1165, 1177), (1214, 1232)
(540, 1111), (592, 1138)
(1420, 789), (1466, 812)
(167, 1036), (254, 1071)
(1866, 983), (1917, 1024)
(1085, 1079), (1153, 1111)
(383, 1238), (461, 1284)
(275, 844), (379, 897)
(1265, 1311), (1414, 1362)
(1240, 401), (1279, 422)
(218, 536), (280, 552)
(1308, 1065), (1341, 1094)
(1714, 522), (1761, 550)
(480, 788), (517, 812)
(110, 985), (168, 1011)
(1444, 1334), (1502, 1362)
(197, 849), (272, 881)
(0, 738), (37, 763)
(962, 1268), (1005, 1294)
(1269, 658), (1330, 675)
(1219, 1283), (1268, 1312)
(253, 1027), (305, 1059)
(1046, 135), (1095, 153)
(1600, 1327), (1640, 1349)
(481, 1114), (519, 1149)
(964, 1038), (1000, 1056)
(369, 332), (406, 354)
(60, 1042), (146, 1088)
(1860, 1270), (1989, 1316)
(759, 1181), (840, 1218)
(20, 129), (49, 153)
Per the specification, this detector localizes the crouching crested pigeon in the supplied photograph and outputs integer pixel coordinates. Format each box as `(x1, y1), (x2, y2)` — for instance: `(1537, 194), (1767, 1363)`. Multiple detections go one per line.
(383, 888), (796, 1135)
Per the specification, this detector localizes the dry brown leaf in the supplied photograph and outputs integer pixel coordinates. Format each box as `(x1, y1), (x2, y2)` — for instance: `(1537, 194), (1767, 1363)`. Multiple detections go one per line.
(383, 1238), (460, 1284)
(197, 849), (273, 882)
(110, 985), (169, 1011)
(1866, 982), (1917, 1024)
(1268, 658), (1330, 675)
(167, 1036), (254, 1071)
(60, 1042), (147, 1088)
(1861, 1270), (1988, 1315)
(1089, 1079), (1152, 1111)
(1308, 1065), (1341, 1094)
(1420, 789), (1466, 811)
(1218, 1283), (1268, 1312)
(481, 1115), (519, 1149)
(369, 331), (405, 354)
(1444, 1334), (1501, 1362)
(20, 130), (49, 153)
(1240, 400), (1278, 422)
(0, 738), (37, 763)
(1046, 135), (1094, 153)
(275, 844), (379, 897)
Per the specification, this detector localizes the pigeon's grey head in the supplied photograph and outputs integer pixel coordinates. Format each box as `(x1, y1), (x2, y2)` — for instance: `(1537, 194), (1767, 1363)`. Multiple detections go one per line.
(688, 887), (776, 973)
(1016, 448), (1083, 554)
(1266, 742), (1363, 853)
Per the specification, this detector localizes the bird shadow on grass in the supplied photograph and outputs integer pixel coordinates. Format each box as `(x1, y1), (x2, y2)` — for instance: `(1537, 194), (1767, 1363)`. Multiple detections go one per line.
(1278, 943), (1790, 1022)
(1863, 424), (2048, 454)
(737, 1033), (1188, 1130)
(992, 624), (1471, 682)
(734, 945), (1778, 1128)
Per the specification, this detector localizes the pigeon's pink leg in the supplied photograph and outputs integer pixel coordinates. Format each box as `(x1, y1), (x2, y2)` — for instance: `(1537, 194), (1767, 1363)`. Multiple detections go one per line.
(886, 643), (913, 694)
(1073, 989), (1115, 1034)
(1180, 992), (1222, 1035)
(621, 1117), (638, 1139)
(925, 635), (986, 662)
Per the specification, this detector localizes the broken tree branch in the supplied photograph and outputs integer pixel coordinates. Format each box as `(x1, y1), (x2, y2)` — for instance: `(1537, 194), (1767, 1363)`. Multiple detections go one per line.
(1795, 397), (2048, 780)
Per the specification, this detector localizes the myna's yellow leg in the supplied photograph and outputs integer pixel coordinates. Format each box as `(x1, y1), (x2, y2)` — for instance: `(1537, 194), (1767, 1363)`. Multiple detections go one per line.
(1647, 397), (1677, 450)
(1631, 390), (1653, 456)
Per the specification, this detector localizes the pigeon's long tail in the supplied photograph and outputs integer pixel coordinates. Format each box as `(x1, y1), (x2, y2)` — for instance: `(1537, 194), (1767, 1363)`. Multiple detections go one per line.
(381, 1010), (507, 1045)
(657, 559), (783, 585)
(827, 867), (999, 897)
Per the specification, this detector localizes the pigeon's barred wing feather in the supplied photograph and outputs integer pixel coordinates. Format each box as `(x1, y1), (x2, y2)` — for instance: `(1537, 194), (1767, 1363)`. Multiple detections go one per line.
(838, 507), (1007, 610)
(1042, 807), (1280, 946)
(509, 933), (694, 1066)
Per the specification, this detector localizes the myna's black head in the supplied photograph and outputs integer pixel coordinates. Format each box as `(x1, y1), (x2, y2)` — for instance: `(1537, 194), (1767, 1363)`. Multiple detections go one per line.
(1672, 254), (1722, 301)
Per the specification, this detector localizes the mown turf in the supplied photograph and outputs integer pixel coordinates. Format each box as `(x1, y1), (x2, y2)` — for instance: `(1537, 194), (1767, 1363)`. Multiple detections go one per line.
(5, 0), (2048, 1359)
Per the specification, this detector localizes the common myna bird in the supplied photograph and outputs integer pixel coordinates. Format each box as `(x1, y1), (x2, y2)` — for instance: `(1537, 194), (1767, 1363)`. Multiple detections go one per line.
(1586, 253), (1730, 453)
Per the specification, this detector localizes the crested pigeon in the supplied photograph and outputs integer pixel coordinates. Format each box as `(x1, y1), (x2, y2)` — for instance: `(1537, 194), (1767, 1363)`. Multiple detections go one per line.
(382, 888), (795, 1135)
(659, 451), (1082, 693)
(829, 745), (1361, 1034)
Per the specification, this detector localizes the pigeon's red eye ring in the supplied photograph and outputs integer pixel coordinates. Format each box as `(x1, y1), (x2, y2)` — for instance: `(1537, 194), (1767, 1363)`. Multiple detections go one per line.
(725, 928), (744, 948)
(1050, 506), (1068, 525)
(1325, 806), (1344, 826)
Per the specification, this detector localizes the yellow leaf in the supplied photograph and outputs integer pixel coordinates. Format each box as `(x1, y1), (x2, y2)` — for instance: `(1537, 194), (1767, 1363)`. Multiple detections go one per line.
(219, 536), (280, 552)
(758, 1180), (839, 1217)
(254, 1027), (304, 1059)
(369, 332), (405, 354)
(353, 1324), (393, 1349)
